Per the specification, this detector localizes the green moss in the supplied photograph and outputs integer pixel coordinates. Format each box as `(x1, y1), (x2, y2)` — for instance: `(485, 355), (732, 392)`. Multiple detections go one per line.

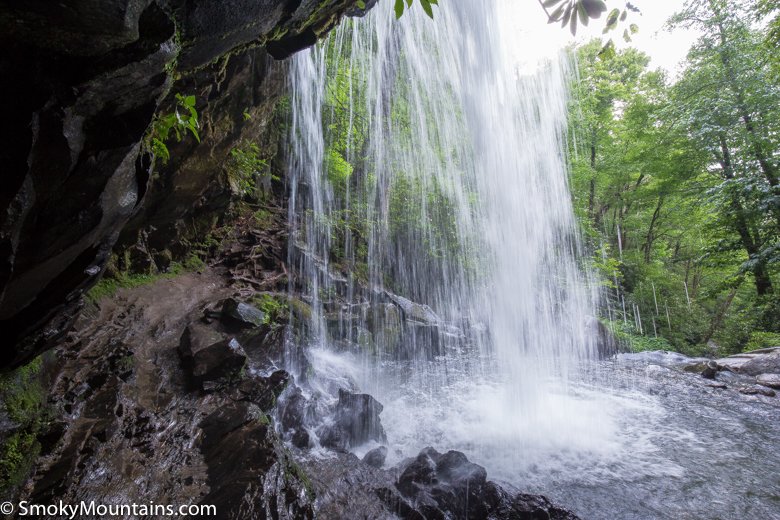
(250, 293), (288, 326)
(86, 255), (206, 304)
(183, 254), (206, 272)
(253, 209), (273, 228)
(0, 357), (48, 493)
(284, 457), (314, 500)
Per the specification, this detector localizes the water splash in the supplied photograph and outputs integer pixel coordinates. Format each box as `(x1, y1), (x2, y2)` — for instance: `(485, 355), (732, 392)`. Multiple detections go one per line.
(288, 0), (601, 476)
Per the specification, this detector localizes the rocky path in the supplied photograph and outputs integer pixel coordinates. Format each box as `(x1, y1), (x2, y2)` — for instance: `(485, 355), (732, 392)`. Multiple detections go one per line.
(17, 269), (314, 519)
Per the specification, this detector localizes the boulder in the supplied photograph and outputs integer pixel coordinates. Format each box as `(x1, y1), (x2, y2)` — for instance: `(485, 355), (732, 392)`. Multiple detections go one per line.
(717, 347), (780, 376)
(701, 360), (720, 379)
(320, 389), (387, 450)
(179, 323), (247, 388)
(756, 373), (780, 390)
(362, 446), (388, 468)
(384, 292), (439, 324)
(278, 386), (309, 432)
(739, 386), (776, 397)
(221, 298), (265, 328)
(231, 370), (290, 410)
(390, 447), (580, 520)
(403, 321), (442, 359)
(199, 402), (314, 519)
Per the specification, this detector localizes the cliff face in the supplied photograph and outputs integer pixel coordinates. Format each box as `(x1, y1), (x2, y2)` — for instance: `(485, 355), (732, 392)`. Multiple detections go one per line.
(0, 0), (367, 369)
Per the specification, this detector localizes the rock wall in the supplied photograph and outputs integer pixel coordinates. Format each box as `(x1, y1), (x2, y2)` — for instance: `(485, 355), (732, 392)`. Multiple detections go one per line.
(0, 0), (368, 369)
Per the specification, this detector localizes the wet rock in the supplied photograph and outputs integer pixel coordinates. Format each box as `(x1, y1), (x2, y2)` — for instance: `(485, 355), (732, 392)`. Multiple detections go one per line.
(390, 447), (580, 520)
(292, 429), (311, 449)
(363, 446), (388, 468)
(221, 298), (265, 328)
(739, 386), (777, 397)
(717, 347), (780, 376)
(199, 402), (314, 519)
(280, 387), (308, 431)
(368, 303), (403, 351)
(320, 389), (387, 450)
(179, 323), (247, 388)
(403, 321), (442, 359)
(756, 373), (780, 389)
(587, 317), (627, 358)
(385, 292), (440, 324)
(231, 370), (290, 410)
(701, 360), (720, 379)
(705, 382), (728, 389)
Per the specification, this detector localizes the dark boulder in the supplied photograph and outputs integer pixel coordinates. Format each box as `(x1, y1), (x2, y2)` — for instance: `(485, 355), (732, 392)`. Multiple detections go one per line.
(199, 402), (314, 519)
(320, 388), (387, 450)
(231, 369), (290, 411)
(363, 446), (388, 468)
(390, 447), (580, 520)
(701, 360), (720, 379)
(221, 298), (265, 329)
(178, 323), (246, 389)
(278, 385), (315, 449)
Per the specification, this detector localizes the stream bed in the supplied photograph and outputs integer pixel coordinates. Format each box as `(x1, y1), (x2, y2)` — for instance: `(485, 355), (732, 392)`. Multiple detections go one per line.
(311, 349), (780, 520)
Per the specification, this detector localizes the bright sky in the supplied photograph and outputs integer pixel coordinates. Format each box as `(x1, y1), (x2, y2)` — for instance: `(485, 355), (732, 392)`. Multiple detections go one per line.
(508, 0), (702, 76)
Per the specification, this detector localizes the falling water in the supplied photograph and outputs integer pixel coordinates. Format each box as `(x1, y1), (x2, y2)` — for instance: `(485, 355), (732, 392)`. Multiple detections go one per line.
(282, 3), (780, 519)
(288, 0), (603, 466)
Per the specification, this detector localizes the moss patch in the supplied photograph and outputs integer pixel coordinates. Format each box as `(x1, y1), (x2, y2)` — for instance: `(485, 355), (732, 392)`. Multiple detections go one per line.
(86, 254), (206, 304)
(0, 357), (48, 493)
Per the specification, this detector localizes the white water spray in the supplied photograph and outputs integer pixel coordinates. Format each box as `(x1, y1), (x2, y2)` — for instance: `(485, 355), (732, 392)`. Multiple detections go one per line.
(288, 0), (609, 484)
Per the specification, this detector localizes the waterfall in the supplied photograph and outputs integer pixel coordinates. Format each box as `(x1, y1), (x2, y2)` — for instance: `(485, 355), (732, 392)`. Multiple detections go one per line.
(287, 0), (602, 480)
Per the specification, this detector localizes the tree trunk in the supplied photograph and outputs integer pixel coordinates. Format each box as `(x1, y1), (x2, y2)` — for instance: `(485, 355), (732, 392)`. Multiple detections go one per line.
(642, 196), (664, 263)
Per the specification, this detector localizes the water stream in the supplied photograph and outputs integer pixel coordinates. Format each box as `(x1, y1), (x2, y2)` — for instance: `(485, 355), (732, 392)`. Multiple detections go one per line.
(285, 1), (780, 519)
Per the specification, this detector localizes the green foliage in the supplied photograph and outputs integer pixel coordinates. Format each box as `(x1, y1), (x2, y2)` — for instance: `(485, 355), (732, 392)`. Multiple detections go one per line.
(394, 0), (439, 19)
(227, 141), (278, 200)
(744, 331), (780, 352)
(251, 293), (288, 326)
(0, 358), (47, 492)
(228, 141), (267, 196)
(148, 94), (201, 164)
(568, 0), (780, 357)
(607, 319), (676, 353)
(86, 254), (205, 304)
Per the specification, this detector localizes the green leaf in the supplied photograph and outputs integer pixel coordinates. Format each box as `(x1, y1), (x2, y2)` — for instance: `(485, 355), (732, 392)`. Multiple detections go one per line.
(578, 3), (588, 26)
(581, 0), (607, 19)
(570, 9), (578, 35)
(183, 95), (196, 107)
(356, 0), (365, 8)
(394, 0), (404, 18)
(420, 0), (434, 18)
(605, 8), (620, 26)
(598, 38), (616, 60)
(549, 4), (566, 22)
(561, 3), (573, 28)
